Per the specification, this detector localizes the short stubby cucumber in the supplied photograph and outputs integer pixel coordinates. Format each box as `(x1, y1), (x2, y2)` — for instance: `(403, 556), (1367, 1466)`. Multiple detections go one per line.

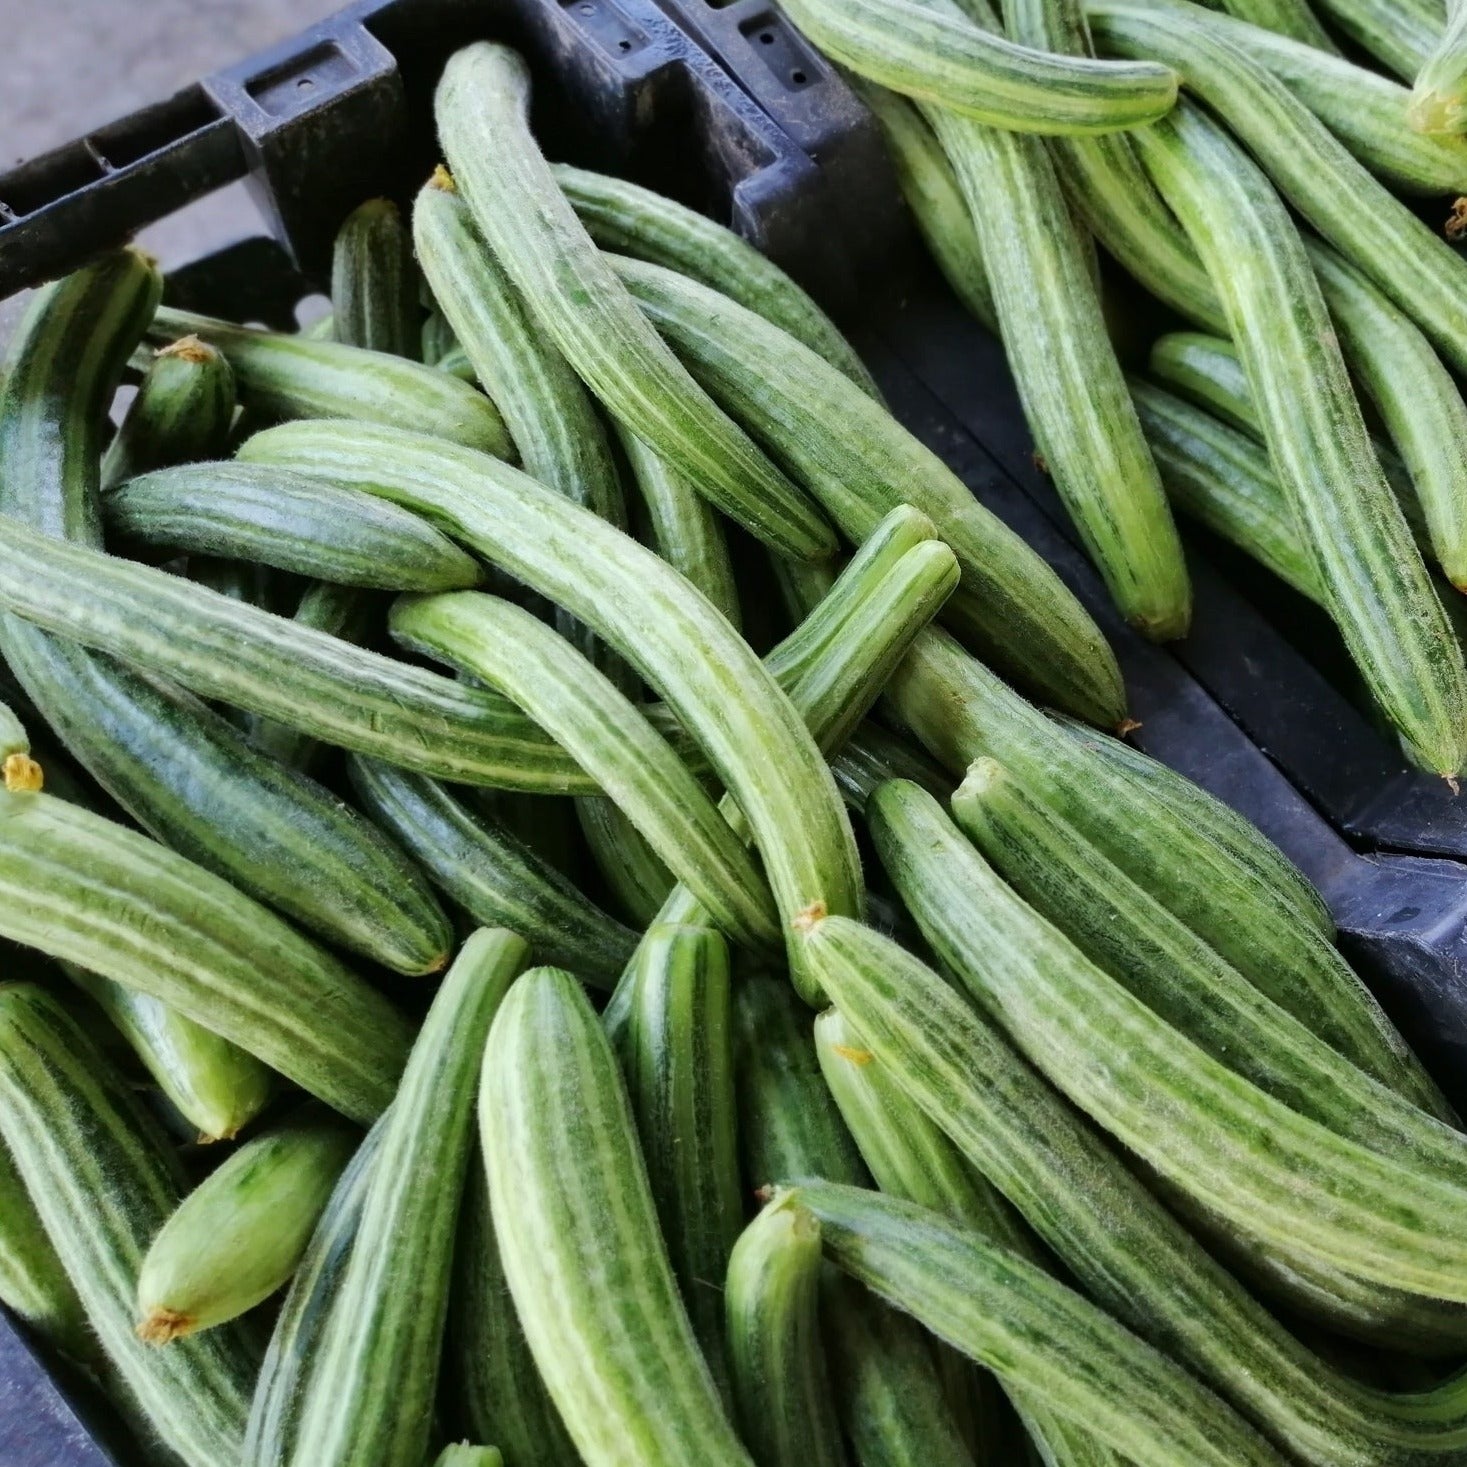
(330, 198), (421, 358)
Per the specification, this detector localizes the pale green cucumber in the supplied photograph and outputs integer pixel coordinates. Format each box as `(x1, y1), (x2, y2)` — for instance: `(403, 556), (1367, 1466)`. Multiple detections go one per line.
(290, 929), (529, 1467)
(610, 254), (1126, 722)
(144, 305), (510, 455)
(577, 796), (678, 928)
(481, 965), (752, 1467)
(725, 1192), (847, 1467)
(107, 460), (482, 591)
(436, 346), (476, 382)
(1147, 332), (1255, 435)
(0, 790), (412, 1123)
(434, 43), (834, 561)
(1213, 0), (1337, 47)
(551, 162), (878, 391)
(1411, 2), (1467, 132)
(330, 198), (420, 358)
(102, 334), (236, 489)
(436, 1448), (504, 1467)
(1316, 0), (1441, 79)
(0, 985), (256, 1465)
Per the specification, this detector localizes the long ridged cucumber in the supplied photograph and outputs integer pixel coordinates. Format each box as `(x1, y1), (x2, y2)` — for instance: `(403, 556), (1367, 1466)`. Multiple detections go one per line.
(1316, 0), (1441, 79)
(330, 198), (420, 358)
(725, 1192), (847, 1467)
(137, 1112), (357, 1342)
(143, 305), (509, 454)
(481, 965), (753, 1466)
(107, 461), (482, 591)
(290, 929), (528, 1467)
(1212, 0), (1337, 48)
(0, 985), (256, 1465)
(102, 334), (235, 489)
(0, 790), (412, 1122)
(434, 43), (834, 561)
(610, 254), (1126, 723)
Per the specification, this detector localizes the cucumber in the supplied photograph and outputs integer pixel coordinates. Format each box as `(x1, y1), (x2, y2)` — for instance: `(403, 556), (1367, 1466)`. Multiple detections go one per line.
(1147, 331), (1255, 434)
(1411, 2), (1467, 132)
(143, 305), (510, 455)
(436, 1449), (504, 1467)
(302, 313), (335, 342)
(0, 698), (41, 793)
(724, 1192), (847, 1467)
(421, 309), (459, 366)
(1212, 0), (1337, 48)
(330, 198), (420, 358)
(1316, 0), (1442, 78)
(107, 461), (483, 591)
(137, 1112), (356, 1343)
(0, 790), (413, 1123)
(577, 796), (678, 928)
(102, 334), (236, 489)
(291, 929), (529, 1467)
(0, 985), (257, 1465)
(830, 722), (952, 813)
(349, 755), (636, 986)
(610, 255), (1127, 723)
(434, 43), (835, 562)
(480, 965), (752, 1467)
(551, 162), (879, 392)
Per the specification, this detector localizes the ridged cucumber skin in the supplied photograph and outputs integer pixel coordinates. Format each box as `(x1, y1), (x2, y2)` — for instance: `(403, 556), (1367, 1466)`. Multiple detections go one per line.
(65, 963), (274, 1144)
(434, 43), (835, 562)
(391, 591), (780, 951)
(778, 0), (1177, 132)
(1316, 0), (1441, 79)
(0, 791), (412, 1123)
(446, 1160), (581, 1467)
(831, 724), (952, 814)
(245, 1118), (386, 1467)
(330, 198), (420, 359)
(0, 985), (257, 1465)
(551, 163), (879, 392)
(349, 754), (636, 986)
(241, 421), (866, 967)
(481, 966), (753, 1467)
(1212, 0), (1337, 48)
(625, 925), (743, 1398)
(107, 461), (482, 591)
(611, 255), (1126, 725)
(143, 305), (509, 455)
(1147, 332), (1256, 435)
(290, 929), (529, 1467)
(785, 1178), (1281, 1467)
(102, 334), (236, 489)
(420, 309), (458, 366)
(137, 1114), (357, 1342)
(577, 795), (678, 929)
(724, 1194), (847, 1467)
(794, 914), (1466, 1467)
(1410, 3), (1467, 132)
(436, 1449), (504, 1467)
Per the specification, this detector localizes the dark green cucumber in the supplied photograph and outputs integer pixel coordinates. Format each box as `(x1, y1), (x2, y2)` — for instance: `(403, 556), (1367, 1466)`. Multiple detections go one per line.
(830, 722), (952, 813)
(1213, 0), (1337, 48)
(421, 309), (459, 366)
(1317, 0), (1441, 79)
(577, 796), (678, 930)
(290, 929), (529, 1467)
(436, 1449), (504, 1467)
(330, 198), (420, 358)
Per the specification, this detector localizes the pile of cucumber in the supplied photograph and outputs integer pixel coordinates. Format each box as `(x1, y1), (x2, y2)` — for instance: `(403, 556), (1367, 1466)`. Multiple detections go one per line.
(2, 22), (1467, 1467)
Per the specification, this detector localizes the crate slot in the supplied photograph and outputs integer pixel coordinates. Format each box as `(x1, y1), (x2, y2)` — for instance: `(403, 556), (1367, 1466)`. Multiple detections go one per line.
(737, 12), (817, 90)
(0, 143), (107, 219)
(89, 87), (222, 170)
(561, 0), (650, 58)
(245, 42), (362, 119)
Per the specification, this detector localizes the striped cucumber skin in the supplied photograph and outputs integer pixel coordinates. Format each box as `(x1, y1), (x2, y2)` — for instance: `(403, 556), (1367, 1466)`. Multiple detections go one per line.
(0, 790), (412, 1123)
(786, 1178), (1282, 1467)
(1129, 100), (1467, 774)
(551, 162), (879, 393)
(832, 724), (952, 814)
(794, 913), (1466, 1467)
(102, 334), (235, 489)
(1317, 0), (1442, 78)
(1411, 2), (1467, 131)
(725, 1193), (847, 1467)
(0, 985), (257, 1465)
(918, 102), (1190, 643)
(626, 925), (743, 1398)
(65, 963), (275, 1143)
(871, 780), (1467, 1300)
(330, 198), (420, 358)
(421, 309), (458, 366)
(612, 256), (1125, 724)
(107, 461), (483, 591)
(137, 1112), (356, 1342)
(778, 0), (1177, 132)
(1213, 0), (1338, 48)
(245, 1118), (386, 1467)
(391, 591), (780, 951)
(241, 421), (865, 967)
(144, 305), (510, 455)
(349, 755), (636, 986)
(576, 797), (677, 929)
(436, 1449), (504, 1467)
(436, 346), (477, 382)
(1147, 331), (1255, 434)
(446, 1159), (581, 1467)
(291, 929), (529, 1467)
(481, 966), (753, 1467)
(434, 43), (834, 562)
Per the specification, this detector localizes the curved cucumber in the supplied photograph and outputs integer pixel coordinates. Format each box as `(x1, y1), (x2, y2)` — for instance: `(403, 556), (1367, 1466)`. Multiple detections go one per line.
(330, 198), (420, 358)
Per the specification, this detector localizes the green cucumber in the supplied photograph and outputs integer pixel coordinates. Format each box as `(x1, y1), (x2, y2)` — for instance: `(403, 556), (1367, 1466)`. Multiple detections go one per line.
(0, 790), (412, 1122)
(480, 965), (752, 1467)
(609, 254), (1126, 722)
(143, 305), (510, 455)
(0, 984), (256, 1465)
(577, 796), (678, 928)
(421, 309), (459, 367)
(107, 461), (483, 591)
(830, 722), (952, 813)
(1212, 0), (1337, 47)
(1147, 332), (1255, 435)
(551, 162), (879, 392)
(330, 198), (420, 358)
(434, 42), (835, 562)
(0, 698), (41, 793)
(1316, 0), (1441, 78)
(1411, 2), (1467, 132)
(436, 1449), (504, 1467)
(290, 929), (529, 1467)
(724, 1192), (846, 1467)
(436, 346), (476, 382)
(102, 334), (236, 489)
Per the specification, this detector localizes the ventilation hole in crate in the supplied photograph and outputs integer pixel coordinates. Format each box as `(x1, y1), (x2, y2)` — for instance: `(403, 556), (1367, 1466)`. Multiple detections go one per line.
(560, 0), (649, 58)
(246, 42), (355, 119)
(791, 69), (807, 83)
(759, 30), (774, 41)
(738, 13), (819, 89)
